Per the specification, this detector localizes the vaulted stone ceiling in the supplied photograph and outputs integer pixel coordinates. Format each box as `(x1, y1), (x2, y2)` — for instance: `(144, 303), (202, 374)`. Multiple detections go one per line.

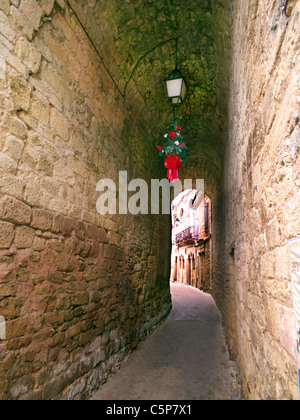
(69, 0), (232, 180)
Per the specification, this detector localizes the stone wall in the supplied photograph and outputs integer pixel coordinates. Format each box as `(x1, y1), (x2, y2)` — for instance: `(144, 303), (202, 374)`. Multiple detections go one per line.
(0, 0), (171, 399)
(218, 0), (300, 400)
(1, 0), (299, 402)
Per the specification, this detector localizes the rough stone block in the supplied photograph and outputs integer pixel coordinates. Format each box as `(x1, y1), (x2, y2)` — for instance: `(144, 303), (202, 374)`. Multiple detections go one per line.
(9, 75), (32, 112)
(20, 143), (41, 169)
(0, 221), (14, 249)
(44, 311), (65, 327)
(31, 95), (50, 125)
(97, 227), (108, 243)
(0, 10), (16, 42)
(6, 336), (31, 351)
(39, 61), (61, 93)
(66, 323), (81, 339)
(3, 114), (27, 140)
(15, 37), (42, 74)
(74, 221), (85, 240)
(18, 110), (39, 130)
(48, 197), (69, 215)
(48, 239), (64, 253)
(24, 181), (48, 208)
(6, 317), (28, 340)
(38, 0), (55, 15)
(10, 0), (43, 40)
(0, 284), (17, 298)
(48, 271), (64, 284)
(33, 236), (46, 251)
(0, 152), (18, 174)
(14, 226), (36, 249)
(0, 0), (10, 15)
(31, 208), (54, 231)
(0, 173), (25, 200)
(3, 136), (25, 161)
(50, 108), (70, 142)
(0, 43), (27, 76)
(88, 242), (100, 258)
(0, 297), (22, 319)
(55, 253), (74, 272)
(52, 215), (74, 236)
(0, 196), (31, 225)
(38, 153), (53, 176)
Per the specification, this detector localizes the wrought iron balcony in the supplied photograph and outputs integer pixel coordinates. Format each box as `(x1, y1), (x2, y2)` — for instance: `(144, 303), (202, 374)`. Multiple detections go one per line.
(176, 226), (198, 246)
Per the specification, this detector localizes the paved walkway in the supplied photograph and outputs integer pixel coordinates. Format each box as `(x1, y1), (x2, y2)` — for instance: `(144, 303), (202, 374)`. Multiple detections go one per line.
(91, 283), (240, 400)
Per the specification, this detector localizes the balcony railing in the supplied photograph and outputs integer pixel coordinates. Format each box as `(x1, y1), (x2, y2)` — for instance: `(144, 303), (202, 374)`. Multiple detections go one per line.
(176, 226), (199, 246)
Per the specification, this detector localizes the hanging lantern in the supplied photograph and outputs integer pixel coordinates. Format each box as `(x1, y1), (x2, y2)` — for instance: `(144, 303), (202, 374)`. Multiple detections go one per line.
(165, 69), (187, 106)
(157, 120), (190, 183)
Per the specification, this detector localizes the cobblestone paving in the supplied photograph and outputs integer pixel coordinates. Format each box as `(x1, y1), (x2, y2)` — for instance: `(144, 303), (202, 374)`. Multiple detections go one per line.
(91, 283), (241, 400)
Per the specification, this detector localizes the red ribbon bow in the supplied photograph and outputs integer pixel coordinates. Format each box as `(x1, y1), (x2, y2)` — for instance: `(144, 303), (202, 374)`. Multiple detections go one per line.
(164, 155), (182, 183)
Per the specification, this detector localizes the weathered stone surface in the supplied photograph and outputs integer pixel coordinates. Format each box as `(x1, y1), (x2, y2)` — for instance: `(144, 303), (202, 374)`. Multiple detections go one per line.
(10, 0), (43, 40)
(30, 208), (53, 231)
(3, 136), (25, 161)
(0, 0), (10, 15)
(52, 215), (74, 236)
(0, 284), (17, 299)
(15, 38), (42, 74)
(0, 153), (18, 174)
(219, 0), (300, 401)
(0, 221), (14, 248)
(0, 10), (16, 42)
(0, 196), (31, 225)
(0, 0), (173, 399)
(14, 226), (36, 249)
(6, 317), (28, 340)
(2, 114), (27, 140)
(0, 174), (25, 200)
(31, 95), (50, 125)
(9, 75), (32, 112)
(50, 108), (70, 142)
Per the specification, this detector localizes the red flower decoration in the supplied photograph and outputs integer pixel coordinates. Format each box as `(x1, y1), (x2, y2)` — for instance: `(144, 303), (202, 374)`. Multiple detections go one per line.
(169, 132), (176, 138)
(164, 155), (182, 183)
(180, 143), (185, 148)
(157, 145), (162, 151)
(176, 125), (182, 131)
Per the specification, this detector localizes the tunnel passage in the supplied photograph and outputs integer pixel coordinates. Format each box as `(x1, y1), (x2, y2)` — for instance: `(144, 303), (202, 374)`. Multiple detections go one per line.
(0, 0), (299, 401)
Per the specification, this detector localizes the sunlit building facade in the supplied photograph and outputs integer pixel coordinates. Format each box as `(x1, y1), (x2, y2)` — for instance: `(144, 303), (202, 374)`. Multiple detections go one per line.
(170, 190), (211, 292)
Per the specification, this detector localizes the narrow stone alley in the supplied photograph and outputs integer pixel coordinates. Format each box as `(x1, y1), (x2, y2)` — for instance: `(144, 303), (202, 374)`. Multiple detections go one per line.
(0, 0), (299, 401)
(91, 283), (240, 401)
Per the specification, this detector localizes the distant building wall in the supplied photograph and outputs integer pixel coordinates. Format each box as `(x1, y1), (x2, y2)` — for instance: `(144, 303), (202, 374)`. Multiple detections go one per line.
(171, 190), (211, 293)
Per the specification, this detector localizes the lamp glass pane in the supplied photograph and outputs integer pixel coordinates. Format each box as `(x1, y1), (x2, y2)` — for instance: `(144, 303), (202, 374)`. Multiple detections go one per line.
(166, 78), (183, 98)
